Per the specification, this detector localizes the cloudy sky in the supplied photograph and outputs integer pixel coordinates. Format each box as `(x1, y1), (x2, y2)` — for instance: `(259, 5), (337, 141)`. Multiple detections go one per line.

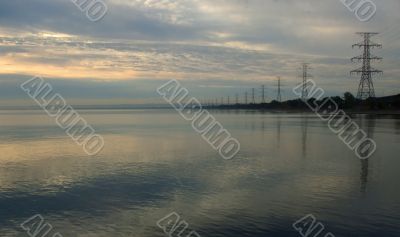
(0, 0), (399, 105)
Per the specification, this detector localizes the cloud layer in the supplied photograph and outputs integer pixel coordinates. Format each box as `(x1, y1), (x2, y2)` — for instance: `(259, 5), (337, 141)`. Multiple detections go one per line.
(0, 0), (399, 104)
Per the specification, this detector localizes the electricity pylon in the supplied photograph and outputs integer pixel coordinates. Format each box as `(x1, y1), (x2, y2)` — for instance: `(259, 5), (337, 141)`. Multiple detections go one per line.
(260, 85), (266, 104)
(244, 92), (248, 105)
(301, 63), (312, 100)
(351, 32), (382, 100)
(277, 76), (282, 102)
(251, 88), (256, 104)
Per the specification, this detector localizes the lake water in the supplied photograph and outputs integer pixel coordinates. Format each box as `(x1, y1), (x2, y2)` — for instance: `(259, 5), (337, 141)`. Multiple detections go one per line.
(0, 109), (399, 237)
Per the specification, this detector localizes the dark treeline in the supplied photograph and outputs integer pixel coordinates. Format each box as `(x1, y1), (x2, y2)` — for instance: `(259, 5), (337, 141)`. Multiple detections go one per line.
(206, 92), (400, 112)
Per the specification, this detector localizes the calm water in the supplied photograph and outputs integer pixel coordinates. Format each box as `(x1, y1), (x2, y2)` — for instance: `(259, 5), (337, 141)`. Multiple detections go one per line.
(0, 109), (399, 237)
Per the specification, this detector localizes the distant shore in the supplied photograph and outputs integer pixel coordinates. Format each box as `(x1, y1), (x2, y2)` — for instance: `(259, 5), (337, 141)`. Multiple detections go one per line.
(1, 93), (399, 115)
(204, 108), (400, 115)
(204, 93), (400, 115)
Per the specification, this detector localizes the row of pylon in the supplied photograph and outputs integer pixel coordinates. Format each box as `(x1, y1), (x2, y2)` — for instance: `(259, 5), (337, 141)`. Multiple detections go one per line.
(202, 32), (383, 106)
(202, 77), (282, 107)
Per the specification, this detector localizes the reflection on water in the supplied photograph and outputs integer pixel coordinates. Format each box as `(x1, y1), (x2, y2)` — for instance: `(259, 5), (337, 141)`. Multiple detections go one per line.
(360, 158), (369, 193)
(358, 115), (375, 194)
(276, 115), (281, 148)
(301, 114), (308, 159)
(0, 110), (399, 237)
(393, 115), (400, 135)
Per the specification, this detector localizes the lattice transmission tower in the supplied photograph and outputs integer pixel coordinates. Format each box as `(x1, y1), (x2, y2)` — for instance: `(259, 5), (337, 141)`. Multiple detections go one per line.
(301, 63), (312, 100)
(277, 76), (282, 102)
(351, 32), (382, 100)
(260, 85), (266, 104)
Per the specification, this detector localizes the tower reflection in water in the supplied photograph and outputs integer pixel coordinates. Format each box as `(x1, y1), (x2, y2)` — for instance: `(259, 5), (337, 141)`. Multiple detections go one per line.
(358, 114), (376, 193)
(301, 114), (308, 159)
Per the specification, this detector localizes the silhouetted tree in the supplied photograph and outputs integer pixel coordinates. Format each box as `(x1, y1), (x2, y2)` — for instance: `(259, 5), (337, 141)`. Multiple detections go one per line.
(344, 92), (356, 108)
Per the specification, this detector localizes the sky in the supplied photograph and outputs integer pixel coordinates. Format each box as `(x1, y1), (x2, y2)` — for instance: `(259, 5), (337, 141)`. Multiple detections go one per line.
(0, 0), (399, 106)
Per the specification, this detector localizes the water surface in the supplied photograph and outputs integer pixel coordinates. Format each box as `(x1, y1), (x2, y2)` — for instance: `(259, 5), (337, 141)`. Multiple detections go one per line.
(0, 109), (399, 236)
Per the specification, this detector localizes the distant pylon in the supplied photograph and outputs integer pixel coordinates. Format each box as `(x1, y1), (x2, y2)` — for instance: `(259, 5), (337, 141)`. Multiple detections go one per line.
(301, 63), (312, 100)
(260, 85), (266, 104)
(277, 76), (282, 102)
(227, 96), (230, 105)
(244, 92), (248, 105)
(251, 88), (255, 104)
(351, 32), (382, 100)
